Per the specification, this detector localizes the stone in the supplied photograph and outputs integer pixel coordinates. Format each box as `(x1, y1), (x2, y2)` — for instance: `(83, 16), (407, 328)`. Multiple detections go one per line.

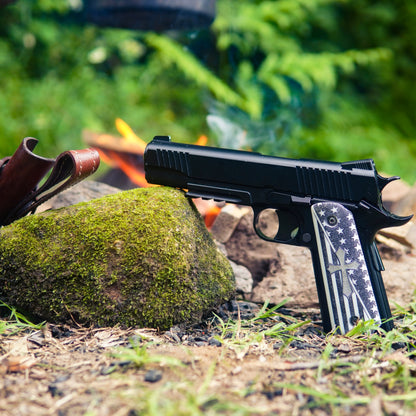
(405, 223), (416, 248)
(144, 369), (163, 383)
(0, 187), (235, 329)
(224, 211), (280, 284)
(390, 182), (416, 217)
(229, 261), (253, 295)
(382, 254), (416, 307)
(378, 221), (415, 249)
(250, 244), (318, 309)
(37, 180), (121, 212)
(222, 210), (318, 308)
(211, 205), (250, 243)
(381, 176), (411, 212)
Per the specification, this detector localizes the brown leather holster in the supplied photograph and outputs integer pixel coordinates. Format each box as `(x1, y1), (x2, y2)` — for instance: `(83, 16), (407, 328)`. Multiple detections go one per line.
(0, 137), (100, 226)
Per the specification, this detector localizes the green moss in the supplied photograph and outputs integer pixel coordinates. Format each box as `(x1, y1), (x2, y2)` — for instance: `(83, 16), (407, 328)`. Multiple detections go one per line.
(0, 187), (234, 329)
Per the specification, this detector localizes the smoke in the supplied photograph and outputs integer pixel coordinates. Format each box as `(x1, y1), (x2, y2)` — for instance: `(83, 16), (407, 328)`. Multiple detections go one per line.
(206, 100), (302, 155)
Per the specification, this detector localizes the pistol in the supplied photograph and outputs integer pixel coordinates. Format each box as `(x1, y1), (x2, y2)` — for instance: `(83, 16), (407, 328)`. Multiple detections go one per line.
(144, 136), (411, 333)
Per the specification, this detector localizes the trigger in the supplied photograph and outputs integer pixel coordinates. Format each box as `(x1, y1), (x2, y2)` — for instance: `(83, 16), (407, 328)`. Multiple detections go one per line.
(274, 210), (299, 242)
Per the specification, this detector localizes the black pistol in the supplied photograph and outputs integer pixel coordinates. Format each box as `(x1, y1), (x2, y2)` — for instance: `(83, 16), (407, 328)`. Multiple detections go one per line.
(144, 136), (411, 333)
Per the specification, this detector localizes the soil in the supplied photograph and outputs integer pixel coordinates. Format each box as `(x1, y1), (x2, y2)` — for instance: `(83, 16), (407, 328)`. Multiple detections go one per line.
(0, 303), (413, 416)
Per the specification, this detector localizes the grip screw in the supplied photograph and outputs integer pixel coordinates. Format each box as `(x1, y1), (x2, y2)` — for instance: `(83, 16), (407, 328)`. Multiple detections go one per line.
(327, 216), (338, 226)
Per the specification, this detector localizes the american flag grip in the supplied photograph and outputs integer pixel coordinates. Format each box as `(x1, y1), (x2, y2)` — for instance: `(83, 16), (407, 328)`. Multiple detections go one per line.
(311, 201), (386, 334)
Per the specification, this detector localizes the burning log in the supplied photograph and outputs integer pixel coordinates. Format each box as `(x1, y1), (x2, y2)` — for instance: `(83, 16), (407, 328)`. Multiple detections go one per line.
(0, 187), (234, 328)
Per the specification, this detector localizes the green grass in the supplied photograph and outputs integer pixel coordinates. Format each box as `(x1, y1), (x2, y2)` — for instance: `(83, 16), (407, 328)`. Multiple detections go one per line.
(0, 299), (44, 335)
(111, 340), (185, 369)
(213, 299), (310, 354)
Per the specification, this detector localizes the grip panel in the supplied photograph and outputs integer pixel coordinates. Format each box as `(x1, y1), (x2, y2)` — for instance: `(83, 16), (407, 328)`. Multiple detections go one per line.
(311, 202), (390, 333)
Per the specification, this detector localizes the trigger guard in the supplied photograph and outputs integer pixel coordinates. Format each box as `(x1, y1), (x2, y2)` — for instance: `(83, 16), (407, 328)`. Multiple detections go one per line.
(254, 208), (300, 243)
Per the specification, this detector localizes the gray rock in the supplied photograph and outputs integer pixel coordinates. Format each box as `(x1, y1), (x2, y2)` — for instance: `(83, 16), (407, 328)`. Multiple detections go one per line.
(37, 180), (120, 212)
(230, 261), (253, 295)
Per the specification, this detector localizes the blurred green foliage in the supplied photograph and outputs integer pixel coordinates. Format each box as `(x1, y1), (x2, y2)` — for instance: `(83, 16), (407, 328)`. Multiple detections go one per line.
(0, 0), (207, 157)
(0, 0), (415, 182)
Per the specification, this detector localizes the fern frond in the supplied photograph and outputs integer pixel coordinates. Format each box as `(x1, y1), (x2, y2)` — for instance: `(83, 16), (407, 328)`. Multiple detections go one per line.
(145, 33), (254, 114)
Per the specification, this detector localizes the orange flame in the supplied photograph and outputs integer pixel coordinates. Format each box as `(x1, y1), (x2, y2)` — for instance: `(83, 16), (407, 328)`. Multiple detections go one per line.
(88, 118), (149, 187)
(106, 149), (148, 188)
(115, 118), (147, 152)
(204, 205), (222, 228)
(195, 135), (208, 146)
(95, 148), (115, 167)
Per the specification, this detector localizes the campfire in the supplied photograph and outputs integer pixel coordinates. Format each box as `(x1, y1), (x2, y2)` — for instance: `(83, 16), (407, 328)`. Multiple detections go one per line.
(83, 118), (221, 227)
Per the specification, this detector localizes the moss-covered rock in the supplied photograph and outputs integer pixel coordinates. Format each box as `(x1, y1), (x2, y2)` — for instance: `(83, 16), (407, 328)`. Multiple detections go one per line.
(0, 187), (235, 329)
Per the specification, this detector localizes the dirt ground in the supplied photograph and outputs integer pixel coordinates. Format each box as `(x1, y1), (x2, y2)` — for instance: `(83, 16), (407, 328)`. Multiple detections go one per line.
(1, 303), (415, 416)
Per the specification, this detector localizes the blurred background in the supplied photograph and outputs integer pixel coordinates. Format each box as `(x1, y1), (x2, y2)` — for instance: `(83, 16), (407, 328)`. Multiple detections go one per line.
(0, 0), (415, 182)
